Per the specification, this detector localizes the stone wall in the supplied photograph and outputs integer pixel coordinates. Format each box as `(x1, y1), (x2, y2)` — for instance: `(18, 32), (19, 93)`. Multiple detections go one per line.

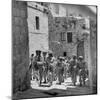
(48, 13), (89, 58)
(49, 17), (76, 57)
(27, 2), (49, 55)
(48, 3), (96, 20)
(12, 0), (29, 94)
(48, 11), (62, 57)
(90, 19), (97, 93)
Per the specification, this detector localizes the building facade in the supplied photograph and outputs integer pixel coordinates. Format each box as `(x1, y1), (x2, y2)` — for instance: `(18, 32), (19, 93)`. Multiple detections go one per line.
(48, 3), (96, 19)
(47, 2), (97, 89)
(90, 19), (97, 91)
(48, 15), (90, 62)
(47, 3), (91, 60)
(27, 2), (49, 56)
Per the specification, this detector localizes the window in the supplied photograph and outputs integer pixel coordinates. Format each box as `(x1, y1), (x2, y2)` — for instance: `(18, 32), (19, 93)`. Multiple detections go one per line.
(35, 16), (39, 30)
(40, 2), (44, 5)
(61, 32), (66, 41)
(67, 32), (72, 43)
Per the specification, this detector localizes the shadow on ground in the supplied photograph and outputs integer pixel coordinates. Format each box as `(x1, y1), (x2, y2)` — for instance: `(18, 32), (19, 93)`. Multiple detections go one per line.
(13, 85), (95, 100)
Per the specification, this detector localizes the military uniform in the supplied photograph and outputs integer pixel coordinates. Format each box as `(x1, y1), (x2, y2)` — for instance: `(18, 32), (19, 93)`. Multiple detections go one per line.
(77, 56), (87, 86)
(34, 50), (44, 86)
(56, 57), (64, 84)
(46, 52), (55, 86)
(69, 56), (78, 86)
(63, 59), (69, 80)
(42, 51), (48, 83)
(29, 54), (35, 81)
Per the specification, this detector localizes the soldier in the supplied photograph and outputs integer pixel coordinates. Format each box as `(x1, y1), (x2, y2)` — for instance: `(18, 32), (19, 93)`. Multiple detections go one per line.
(29, 54), (34, 80)
(42, 51), (48, 83)
(64, 57), (70, 80)
(46, 51), (55, 86)
(29, 54), (34, 70)
(77, 56), (88, 86)
(34, 50), (44, 86)
(69, 55), (78, 86)
(56, 57), (65, 84)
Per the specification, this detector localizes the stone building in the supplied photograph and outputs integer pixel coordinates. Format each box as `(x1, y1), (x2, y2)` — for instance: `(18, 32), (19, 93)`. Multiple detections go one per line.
(12, 0), (97, 95)
(27, 2), (49, 56)
(47, 3), (91, 60)
(48, 15), (90, 61)
(47, 2), (97, 90)
(12, 0), (29, 94)
(42, 3), (96, 18)
(90, 19), (97, 92)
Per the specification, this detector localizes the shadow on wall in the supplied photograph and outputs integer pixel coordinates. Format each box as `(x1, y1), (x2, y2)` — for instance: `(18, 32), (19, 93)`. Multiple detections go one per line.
(12, 0), (30, 94)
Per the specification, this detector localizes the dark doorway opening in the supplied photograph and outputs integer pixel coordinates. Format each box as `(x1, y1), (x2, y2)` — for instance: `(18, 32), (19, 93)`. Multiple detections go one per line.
(63, 52), (67, 57)
(77, 41), (84, 59)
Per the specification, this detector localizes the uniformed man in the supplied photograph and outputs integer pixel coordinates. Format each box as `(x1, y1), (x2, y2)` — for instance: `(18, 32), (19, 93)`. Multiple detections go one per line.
(42, 51), (48, 83)
(69, 55), (78, 86)
(63, 57), (69, 80)
(29, 54), (34, 81)
(46, 51), (55, 86)
(56, 57), (65, 84)
(77, 56), (88, 86)
(34, 50), (44, 86)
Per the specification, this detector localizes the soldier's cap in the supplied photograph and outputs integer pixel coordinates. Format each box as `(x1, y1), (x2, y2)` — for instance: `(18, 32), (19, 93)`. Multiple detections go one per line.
(36, 50), (41, 54)
(42, 51), (47, 55)
(59, 57), (65, 60)
(48, 50), (53, 54)
(48, 53), (53, 57)
(78, 56), (83, 59)
(31, 54), (34, 56)
(43, 51), (47, 53)
(72, 54), (76, 58)
(42, 49), (48, 53)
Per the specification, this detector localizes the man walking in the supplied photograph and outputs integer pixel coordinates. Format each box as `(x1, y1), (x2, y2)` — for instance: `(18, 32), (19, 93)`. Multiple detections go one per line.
(29, 54), (34, 81)
(34, 50), (44, 86)
(56, 57), (65, 85)
(42, 51), (48, 83)
(69, 55), (78, 86)
(77, 56), (88, 86)
(46, 51), (55, 86)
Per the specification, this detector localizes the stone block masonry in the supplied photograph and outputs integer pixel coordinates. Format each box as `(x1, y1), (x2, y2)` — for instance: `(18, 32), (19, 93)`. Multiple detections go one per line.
(12, 0), (29, 94)
(90, 19), (97, 93)
(48, 15), (79, 57)
(48, 10), (90, 60)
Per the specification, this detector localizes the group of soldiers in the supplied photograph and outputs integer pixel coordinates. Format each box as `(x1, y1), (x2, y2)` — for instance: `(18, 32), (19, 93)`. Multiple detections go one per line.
(29, 50), (88, 87)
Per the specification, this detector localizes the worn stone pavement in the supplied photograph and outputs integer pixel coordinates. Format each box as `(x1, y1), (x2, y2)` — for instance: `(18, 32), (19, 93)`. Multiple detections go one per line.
(13, 77), (94, 100)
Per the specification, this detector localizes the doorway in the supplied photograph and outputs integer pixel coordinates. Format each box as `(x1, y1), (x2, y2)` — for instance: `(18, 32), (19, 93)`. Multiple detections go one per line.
(63, 52), (67, 57)
(77, 41), (84, 59)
